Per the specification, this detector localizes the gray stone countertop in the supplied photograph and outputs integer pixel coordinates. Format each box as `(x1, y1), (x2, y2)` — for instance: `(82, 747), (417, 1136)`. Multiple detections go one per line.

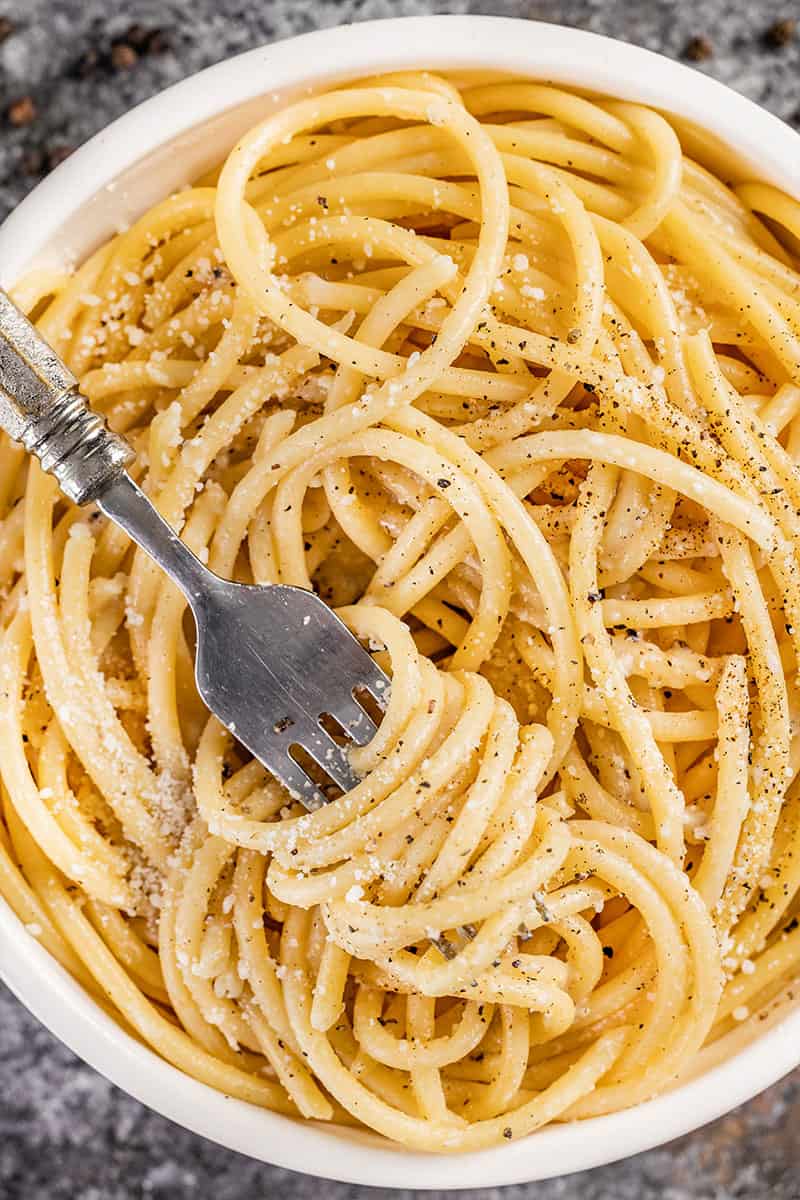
(2, 1), (800, 1196)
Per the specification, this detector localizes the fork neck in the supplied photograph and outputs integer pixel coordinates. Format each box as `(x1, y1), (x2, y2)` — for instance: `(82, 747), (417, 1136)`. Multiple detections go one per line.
(97, 472), (210, 605)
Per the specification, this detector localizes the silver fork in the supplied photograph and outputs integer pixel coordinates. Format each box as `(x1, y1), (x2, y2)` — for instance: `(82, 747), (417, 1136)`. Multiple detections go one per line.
(0, 289), (389, 810)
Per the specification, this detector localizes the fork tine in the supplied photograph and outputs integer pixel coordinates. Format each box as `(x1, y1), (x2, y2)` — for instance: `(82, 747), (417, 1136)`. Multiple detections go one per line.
(325, 691), (379, 746)
(357, 666), (392, 709)
(273, 749), (330, 812)
(298, 722), (363, 794)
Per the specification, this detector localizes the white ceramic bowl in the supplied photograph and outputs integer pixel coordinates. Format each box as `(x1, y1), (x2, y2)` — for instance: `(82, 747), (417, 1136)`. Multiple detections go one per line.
(2, 15), (800, 1189)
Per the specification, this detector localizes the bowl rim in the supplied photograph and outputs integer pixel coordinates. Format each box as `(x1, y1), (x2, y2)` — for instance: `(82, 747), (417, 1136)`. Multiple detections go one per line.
(2, 13), (800, 1189)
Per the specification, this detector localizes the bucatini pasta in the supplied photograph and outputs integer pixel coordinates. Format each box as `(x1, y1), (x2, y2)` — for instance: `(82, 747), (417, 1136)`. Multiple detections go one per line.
(2, 72), (800, 1150)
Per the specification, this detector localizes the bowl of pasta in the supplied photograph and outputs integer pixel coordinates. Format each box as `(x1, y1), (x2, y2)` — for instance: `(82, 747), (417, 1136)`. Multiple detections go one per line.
(2, 13), (800, 1189)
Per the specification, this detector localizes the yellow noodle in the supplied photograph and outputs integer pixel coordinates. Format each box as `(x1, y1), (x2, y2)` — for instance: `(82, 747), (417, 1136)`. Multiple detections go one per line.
(2, 72), (800, 1152)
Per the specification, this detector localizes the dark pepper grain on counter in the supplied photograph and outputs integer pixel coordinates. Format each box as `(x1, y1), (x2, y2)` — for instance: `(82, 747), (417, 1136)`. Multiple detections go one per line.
(763, 17), (796, 47)
(683, 34), (714, 61)
(6, 96), (37, 127)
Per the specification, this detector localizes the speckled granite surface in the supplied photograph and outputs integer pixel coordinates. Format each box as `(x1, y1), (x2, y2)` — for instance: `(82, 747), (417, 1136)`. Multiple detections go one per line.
(2, 1), (800, 1196)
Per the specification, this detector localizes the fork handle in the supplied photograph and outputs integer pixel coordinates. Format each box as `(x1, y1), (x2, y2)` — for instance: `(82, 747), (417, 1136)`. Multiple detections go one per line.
(0, 288), (211, 601)
(0, 288), (133, 504)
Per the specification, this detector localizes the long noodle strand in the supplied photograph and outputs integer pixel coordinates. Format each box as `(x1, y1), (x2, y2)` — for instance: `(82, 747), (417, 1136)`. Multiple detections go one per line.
(2, 72), (800, 1151)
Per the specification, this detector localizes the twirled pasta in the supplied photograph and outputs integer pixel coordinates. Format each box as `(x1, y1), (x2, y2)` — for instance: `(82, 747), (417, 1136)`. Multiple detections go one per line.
(2, 72), (800, 1150)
